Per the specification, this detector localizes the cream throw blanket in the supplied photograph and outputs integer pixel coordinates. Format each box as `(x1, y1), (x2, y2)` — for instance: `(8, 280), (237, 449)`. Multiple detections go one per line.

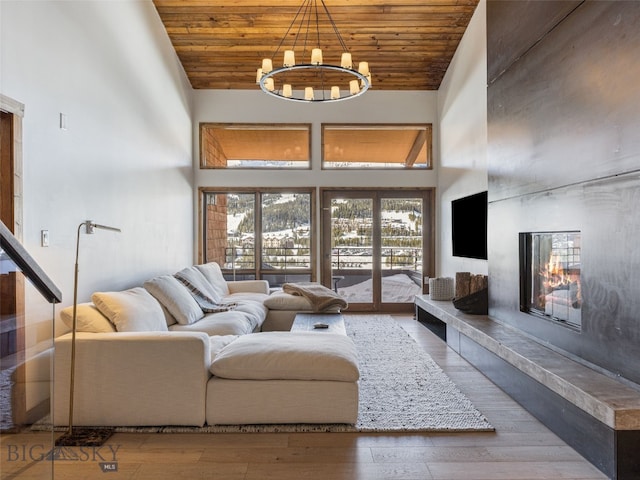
(282, 282), (348, 312)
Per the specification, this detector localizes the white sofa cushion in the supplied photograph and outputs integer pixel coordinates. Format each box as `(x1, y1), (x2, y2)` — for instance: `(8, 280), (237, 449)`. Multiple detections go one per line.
(194, 262), (230, 297)
(224, 297), (268, 327)
(169, 311), (257, 336)
(92, 288), (168, 332)
(144, 275), (204, 325)
(227, 280), (270, 295)
(60, 303), (116, 333)
(209, 335), (239, 363)
(210, 332), (359, 381)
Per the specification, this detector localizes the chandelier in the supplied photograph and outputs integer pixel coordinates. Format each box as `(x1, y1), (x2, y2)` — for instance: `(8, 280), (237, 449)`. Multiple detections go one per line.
(257, 0), (371, 103)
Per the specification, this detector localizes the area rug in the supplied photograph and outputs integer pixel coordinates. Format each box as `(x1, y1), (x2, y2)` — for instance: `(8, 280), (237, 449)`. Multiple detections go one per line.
(36, 315), (493, 434)
(1, 367), (16, 431)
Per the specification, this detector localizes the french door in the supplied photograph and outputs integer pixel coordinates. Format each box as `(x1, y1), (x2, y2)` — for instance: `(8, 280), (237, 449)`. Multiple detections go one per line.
(321, 189), (434, 313)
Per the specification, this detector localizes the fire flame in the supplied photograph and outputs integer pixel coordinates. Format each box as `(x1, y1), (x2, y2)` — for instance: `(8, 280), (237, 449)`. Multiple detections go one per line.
(538, 254), (582, 308)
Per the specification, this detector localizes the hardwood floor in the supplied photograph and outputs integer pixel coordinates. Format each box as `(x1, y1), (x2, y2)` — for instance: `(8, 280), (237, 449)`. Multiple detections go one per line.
(1, 316), (607, 479)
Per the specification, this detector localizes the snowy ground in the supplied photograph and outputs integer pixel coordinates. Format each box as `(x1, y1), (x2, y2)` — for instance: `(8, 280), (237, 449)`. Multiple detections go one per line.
(338, 273), (422, 303)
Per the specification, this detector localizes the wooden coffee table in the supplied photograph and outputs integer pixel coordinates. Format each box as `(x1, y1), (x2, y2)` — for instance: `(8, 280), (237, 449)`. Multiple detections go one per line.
(291, 313), (346, 335)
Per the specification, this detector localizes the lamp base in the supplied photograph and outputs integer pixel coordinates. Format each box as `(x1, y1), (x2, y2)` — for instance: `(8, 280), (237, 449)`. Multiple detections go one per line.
(55, 427), (114, 446)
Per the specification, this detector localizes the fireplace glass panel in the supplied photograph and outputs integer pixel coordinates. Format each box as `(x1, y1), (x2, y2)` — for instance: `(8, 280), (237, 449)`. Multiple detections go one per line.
(520, 231), (582, 329)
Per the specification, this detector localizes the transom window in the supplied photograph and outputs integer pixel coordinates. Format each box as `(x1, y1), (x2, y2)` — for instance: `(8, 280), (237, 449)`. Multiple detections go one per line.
(200, 123), (311, 169)
(322, 124), (432, 169)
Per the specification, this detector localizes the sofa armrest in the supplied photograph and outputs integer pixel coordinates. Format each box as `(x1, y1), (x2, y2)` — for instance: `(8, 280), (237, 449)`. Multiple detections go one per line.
(53, 331), (210, 426)
(227, 280), (270, 295)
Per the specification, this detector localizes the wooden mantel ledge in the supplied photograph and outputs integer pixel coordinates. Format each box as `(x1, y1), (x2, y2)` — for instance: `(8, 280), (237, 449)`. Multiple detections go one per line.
(415, 294), (640, 431)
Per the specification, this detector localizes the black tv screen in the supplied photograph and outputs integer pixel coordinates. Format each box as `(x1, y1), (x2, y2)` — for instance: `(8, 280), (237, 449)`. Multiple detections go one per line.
(452, 191), (488, 260)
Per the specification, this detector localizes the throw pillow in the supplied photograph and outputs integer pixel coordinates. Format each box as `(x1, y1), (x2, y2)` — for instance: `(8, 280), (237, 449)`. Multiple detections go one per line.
(60, 303), (116, 333)
(174, 266), (222, 303)
(194, 262), (230, 297)
(143, 275), (204, 325)
(173, 267), (239, 315)
(91, 287), (168, 332)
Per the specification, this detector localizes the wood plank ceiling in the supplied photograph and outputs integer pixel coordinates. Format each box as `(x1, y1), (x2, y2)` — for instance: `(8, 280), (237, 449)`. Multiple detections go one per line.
(152, 0), (480, 91)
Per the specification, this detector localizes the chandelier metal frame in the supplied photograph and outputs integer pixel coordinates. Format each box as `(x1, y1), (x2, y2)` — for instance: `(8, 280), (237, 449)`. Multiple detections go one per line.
(257, 0), (371, 103)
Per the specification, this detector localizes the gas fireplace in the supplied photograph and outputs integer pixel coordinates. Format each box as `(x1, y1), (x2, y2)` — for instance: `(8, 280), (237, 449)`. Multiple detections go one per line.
(519, 231), (582, 329)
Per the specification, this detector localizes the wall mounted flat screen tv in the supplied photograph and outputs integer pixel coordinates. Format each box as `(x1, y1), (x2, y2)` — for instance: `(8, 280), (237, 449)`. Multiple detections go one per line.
(452, 191), (488, 260)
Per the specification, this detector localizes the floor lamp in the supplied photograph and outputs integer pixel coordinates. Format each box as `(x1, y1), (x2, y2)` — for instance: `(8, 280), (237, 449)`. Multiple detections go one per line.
(55, 220), (121, 447)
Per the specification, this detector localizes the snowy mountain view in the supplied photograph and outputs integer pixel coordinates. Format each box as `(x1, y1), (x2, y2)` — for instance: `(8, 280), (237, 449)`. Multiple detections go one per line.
(223, 193), (423, 303)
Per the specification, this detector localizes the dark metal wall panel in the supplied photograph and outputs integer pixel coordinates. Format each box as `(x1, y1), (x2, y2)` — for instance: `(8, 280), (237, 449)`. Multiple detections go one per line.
(488, 1), (640, 202)
(486, 1), (640, 385)
(487, 0), (582, 84)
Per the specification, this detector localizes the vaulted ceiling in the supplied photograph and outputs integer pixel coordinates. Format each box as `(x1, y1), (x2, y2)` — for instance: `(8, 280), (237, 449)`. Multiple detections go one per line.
(152, 0), (480, 91)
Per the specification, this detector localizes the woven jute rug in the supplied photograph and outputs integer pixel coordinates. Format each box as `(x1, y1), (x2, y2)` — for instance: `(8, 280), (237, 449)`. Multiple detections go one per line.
(36, 315), (493, 434)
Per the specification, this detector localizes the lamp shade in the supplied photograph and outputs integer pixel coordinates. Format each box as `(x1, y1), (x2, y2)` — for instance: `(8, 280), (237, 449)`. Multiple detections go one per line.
(304, 87), (314, 100)
(341, 53), (352, 69)
(349, 79), (360, 95)
(311, 48), (323, 65)
(331, 86), (340, 99)
(261, 58), (273, 74)
(265, 78), (275, 91)
(283, 50), (295, 67)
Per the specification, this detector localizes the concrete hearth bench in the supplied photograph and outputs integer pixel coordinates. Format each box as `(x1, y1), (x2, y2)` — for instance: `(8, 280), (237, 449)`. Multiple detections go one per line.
(415, 294), (640, 479)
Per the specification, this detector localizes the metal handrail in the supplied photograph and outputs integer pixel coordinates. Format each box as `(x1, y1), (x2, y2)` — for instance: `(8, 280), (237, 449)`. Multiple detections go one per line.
(221, 246), (421, 272)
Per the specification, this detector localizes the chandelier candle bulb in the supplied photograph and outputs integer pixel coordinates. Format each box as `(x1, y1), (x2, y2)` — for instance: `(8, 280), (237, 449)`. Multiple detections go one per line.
(350, 79), (360, 95)
(305, 87), (314, 100)
(283, 50), (295, 67)
(283, 84), (293, 98)
(304, 87), (314, 100)
(311, 48), (323, 65)
(261, 58), (273, 74)
(341, 52), (352, 69)
(265, 78), (275, 91)
(331, 86), (340, 99)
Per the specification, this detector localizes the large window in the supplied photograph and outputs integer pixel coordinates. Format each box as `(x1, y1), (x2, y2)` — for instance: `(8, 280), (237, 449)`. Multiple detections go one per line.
(201, 188), (315, 285)
(322, 124), (432, 169)
(200, 123), (311, 169)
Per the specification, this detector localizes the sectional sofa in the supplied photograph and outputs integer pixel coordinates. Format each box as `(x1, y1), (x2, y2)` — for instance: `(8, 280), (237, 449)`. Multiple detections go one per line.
(52, 262), (358, 427)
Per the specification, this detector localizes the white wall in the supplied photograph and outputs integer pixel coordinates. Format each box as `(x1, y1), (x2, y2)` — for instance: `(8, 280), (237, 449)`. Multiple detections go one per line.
(0, 1), (194, 329)
(437, 0), (489, 278)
